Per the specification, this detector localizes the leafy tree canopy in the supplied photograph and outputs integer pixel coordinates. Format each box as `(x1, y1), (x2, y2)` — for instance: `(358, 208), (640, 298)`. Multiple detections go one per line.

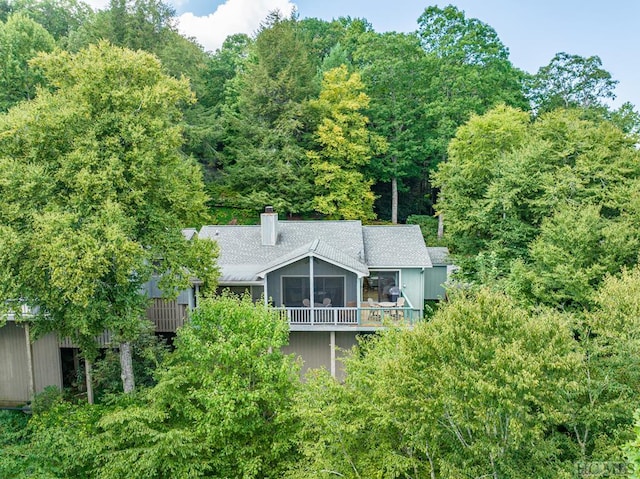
(527, 52), (619, 113)
(0, 41), (217, 370)
(293, 288), (580, 478)
(308, 65), (387, 220)
(1, 295), (300, 479)
(0, 12), (55, 111)
(434, 105), (640, 301)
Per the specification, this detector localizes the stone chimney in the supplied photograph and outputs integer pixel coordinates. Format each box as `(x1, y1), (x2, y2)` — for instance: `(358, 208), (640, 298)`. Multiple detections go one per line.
(260, 206), (279, 246)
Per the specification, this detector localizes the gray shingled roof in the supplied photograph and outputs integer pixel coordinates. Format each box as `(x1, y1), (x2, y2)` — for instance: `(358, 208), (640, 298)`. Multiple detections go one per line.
(426, 247), (451, 266)
(199, 221), (366, 282)
(197, 221), (430, 282)
(182, 228), (198, 240)
(257, 239), (369, 277)
(362, 225), (432, 268)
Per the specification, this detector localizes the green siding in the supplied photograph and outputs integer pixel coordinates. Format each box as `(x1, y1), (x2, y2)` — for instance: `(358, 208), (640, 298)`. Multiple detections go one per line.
(425, 266), (448, 300)
(398, 268), (424, 308)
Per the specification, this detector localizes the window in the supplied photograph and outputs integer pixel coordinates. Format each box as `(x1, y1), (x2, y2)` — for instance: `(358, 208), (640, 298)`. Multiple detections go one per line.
(282, 276), (345, 307)
(363, 271), (399, 302)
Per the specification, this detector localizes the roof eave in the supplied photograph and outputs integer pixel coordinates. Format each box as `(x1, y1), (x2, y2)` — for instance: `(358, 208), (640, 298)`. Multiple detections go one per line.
(257, 251), (368, 278)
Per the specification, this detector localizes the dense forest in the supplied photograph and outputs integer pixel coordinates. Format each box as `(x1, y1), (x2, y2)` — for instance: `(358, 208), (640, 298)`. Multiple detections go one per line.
(2, 0), (640, 477)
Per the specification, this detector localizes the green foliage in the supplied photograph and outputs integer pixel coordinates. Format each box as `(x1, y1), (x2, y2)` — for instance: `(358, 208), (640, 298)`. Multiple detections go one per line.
(0, 42), (217, 388)
(9, 0), (92, 41)
(432, 104), (531, 267)
(30, 386), (64, 414)
(0, 410), (29, 448)
(354, 31), (429, 221)
(292, 289), (580, 478)
(0, 399), (107, 478)
(511, 205), (638, 309)
(91, 294), (300, 478)
(1, 296), (300, 478)
(218, 13), (318, 215)
(0, 410), (32, 479)
(91, 331), (171, 402)
(0, 12), (55, 111)
(417, 5), (529, 169)
(627, 412), (640, 477)
(527, 52), (618, 113)
(569, 266), (640, 468)
(308, 65), (387, 220)
(418, 5), (510, 65)
(435, 105), (640, 301)
(406, 214), (447, 247)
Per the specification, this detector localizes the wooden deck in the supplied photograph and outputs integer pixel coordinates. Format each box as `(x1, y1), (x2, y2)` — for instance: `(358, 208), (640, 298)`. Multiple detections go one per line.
(57, 301), (418, 348)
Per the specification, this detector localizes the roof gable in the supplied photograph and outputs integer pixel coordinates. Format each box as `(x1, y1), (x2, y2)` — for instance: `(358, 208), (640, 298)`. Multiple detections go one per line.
(257, 239), (369, 277)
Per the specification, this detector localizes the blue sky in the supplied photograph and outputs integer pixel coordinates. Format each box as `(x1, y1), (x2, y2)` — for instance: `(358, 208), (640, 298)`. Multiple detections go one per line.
(85, 0), (639, 109)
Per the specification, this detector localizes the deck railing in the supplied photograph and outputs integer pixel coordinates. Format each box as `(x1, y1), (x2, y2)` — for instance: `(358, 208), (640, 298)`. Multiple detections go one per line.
(146, 298), (187, 332)
(279, 306), (421, 327)
(58, 302), (419, 348)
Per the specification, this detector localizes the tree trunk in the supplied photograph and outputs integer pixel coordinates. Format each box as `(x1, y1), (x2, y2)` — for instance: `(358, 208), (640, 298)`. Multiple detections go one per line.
(437, 212), (444, 240)
(391, 176), (398, 224)
(84, 357), (94, 405)
(119, 341), (135, 393)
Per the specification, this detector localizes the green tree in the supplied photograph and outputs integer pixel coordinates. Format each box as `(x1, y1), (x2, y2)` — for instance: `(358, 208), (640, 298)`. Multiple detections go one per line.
(92, 294), (300, 478)
(578, 266), (640, 464)
(9, 0), (92, 41)
(293, 289), (580, 478)
(417, 5), (529, 220)
(432, 104), (531, 266)
(65, 0), (210, 94)
(0, 296), (299, 478)
(297, 17), (349, 70)
(0, 12), (55, 111)
(307, 65), (387, 220)
(354, 31), (429, 223)
(218, 13), (318, 215)
(0, 42), (217, 396)
(527, 52), (618, 113)
(184, 33), (251, 179)
(434, 106), (640, 285)
(510, 204), (638, 309)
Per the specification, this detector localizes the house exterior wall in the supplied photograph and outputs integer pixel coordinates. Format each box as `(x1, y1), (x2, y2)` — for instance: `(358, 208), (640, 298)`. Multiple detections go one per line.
(0, 322), (62, 405)
(33, 332), (63, 394)
(266, 258), (358, 307)
(283, 330), (360, 381)
(0, 322), (29, 404)
(283, 331), (330, 377)
(335, 331), (358, 382)
(398, 268), (425, 309)
(425, 265), (448, 300)
(144, 276), (193, 307)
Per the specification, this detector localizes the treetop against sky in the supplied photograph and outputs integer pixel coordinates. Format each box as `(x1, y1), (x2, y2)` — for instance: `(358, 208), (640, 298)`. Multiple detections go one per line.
(78, 0), (639, 110)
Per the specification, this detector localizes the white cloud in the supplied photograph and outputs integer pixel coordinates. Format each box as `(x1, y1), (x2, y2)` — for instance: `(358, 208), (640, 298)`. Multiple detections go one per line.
(176, 0), (296, 52)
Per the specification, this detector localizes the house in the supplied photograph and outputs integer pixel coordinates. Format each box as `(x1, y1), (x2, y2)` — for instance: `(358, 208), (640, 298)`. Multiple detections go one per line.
(0, 316), (62, 407)
(194, 207), (449, 379)
(0, 208), (450, 403)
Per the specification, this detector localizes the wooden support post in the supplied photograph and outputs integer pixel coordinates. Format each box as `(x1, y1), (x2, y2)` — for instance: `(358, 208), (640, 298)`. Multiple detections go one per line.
(24, 323), (35, 400)
(85, 357), (94, 405)
(330, 331), (336, 378)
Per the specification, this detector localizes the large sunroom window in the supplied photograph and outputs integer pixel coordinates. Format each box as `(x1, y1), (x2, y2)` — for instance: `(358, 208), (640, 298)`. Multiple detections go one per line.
(282, 276), (345, 307)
